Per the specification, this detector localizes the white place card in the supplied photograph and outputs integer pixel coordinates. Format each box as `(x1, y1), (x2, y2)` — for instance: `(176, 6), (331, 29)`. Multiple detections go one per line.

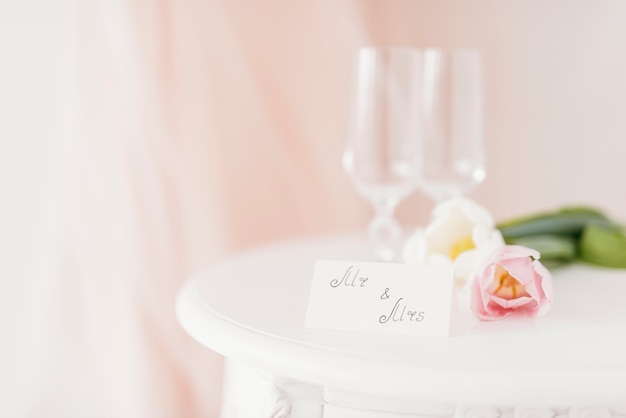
(305, 260), (454, 337)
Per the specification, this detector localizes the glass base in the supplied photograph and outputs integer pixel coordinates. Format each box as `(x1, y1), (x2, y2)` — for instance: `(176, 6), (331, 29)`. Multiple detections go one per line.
(368, 215), (402, 262)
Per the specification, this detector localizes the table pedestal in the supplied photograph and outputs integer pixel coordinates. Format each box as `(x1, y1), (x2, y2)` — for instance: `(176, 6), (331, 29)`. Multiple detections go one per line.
(220, 359), (626, 418)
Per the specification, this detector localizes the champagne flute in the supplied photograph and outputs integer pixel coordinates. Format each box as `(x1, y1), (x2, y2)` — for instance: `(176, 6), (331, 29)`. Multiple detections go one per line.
(417, 49), (486, 202)
(343, 47), (423, 261)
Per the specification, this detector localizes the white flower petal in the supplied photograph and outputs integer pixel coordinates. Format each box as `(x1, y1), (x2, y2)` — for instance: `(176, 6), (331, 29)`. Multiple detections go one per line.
(472, 223), (491, 246)
(455, 249), (480, 283)
(403, 198), (502, 287)
(459, 197), (495, 227)
(431, 197), (462, 219)
(487, 229), (505, 249)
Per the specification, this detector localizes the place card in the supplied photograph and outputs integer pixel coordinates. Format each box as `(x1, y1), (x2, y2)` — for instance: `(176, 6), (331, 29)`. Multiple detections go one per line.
(305, 260), (454, 337)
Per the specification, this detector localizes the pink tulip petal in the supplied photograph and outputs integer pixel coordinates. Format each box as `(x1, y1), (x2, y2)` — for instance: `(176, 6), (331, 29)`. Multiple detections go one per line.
(483, 245), (540, 267)
(499, 257), (544, 303)
(470, 244), (553, 322)
(479, 264), (497, 308)
(499, 257), (533, 283)
(490, 295), (533, 309)
(520, 299), (542, 317)
(483, 301), (514, 321)
(533, 260), (554, 301)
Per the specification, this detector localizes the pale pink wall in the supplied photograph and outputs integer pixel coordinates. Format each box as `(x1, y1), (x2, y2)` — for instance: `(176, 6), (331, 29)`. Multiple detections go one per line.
(162, 0), (626, 237)
(379, 1), (626, 222)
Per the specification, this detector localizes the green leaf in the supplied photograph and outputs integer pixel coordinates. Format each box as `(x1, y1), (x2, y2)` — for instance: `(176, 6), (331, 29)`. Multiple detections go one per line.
(504, 234), (577, 263)
(579, 224), (626, 268)
(497, 206), (612, 239)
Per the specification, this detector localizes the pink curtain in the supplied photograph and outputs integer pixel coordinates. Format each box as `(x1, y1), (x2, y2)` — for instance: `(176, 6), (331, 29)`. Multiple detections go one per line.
(20, 2), (376, 417)
(19, 1), (626, 417)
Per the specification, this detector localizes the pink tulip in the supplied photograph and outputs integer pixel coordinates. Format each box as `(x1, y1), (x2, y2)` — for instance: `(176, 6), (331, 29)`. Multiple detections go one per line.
(470, 245), (554, 321)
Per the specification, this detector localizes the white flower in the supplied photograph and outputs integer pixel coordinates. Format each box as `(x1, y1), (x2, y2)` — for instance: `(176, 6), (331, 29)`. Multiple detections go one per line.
(403, 197), (505, 288)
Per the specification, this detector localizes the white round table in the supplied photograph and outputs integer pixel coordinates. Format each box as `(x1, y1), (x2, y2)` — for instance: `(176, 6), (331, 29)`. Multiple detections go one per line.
(176, 235), (626, 418)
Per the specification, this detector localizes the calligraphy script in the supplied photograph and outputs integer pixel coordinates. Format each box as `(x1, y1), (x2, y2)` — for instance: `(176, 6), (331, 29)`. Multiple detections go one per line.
(378, 287), (425, 324)
(330, 265), (368, 288)
(305, 260), (454, 337)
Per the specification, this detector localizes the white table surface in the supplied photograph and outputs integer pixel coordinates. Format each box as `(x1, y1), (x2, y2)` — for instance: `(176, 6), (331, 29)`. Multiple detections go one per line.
(176, 234), (626, 408)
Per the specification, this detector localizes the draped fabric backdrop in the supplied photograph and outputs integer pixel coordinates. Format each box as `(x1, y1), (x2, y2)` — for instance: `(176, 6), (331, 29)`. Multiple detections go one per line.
(16, 1), (626, 417)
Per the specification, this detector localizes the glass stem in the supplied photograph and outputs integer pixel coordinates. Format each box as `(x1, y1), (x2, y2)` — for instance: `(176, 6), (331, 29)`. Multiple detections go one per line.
(368, 200), (402, 261)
